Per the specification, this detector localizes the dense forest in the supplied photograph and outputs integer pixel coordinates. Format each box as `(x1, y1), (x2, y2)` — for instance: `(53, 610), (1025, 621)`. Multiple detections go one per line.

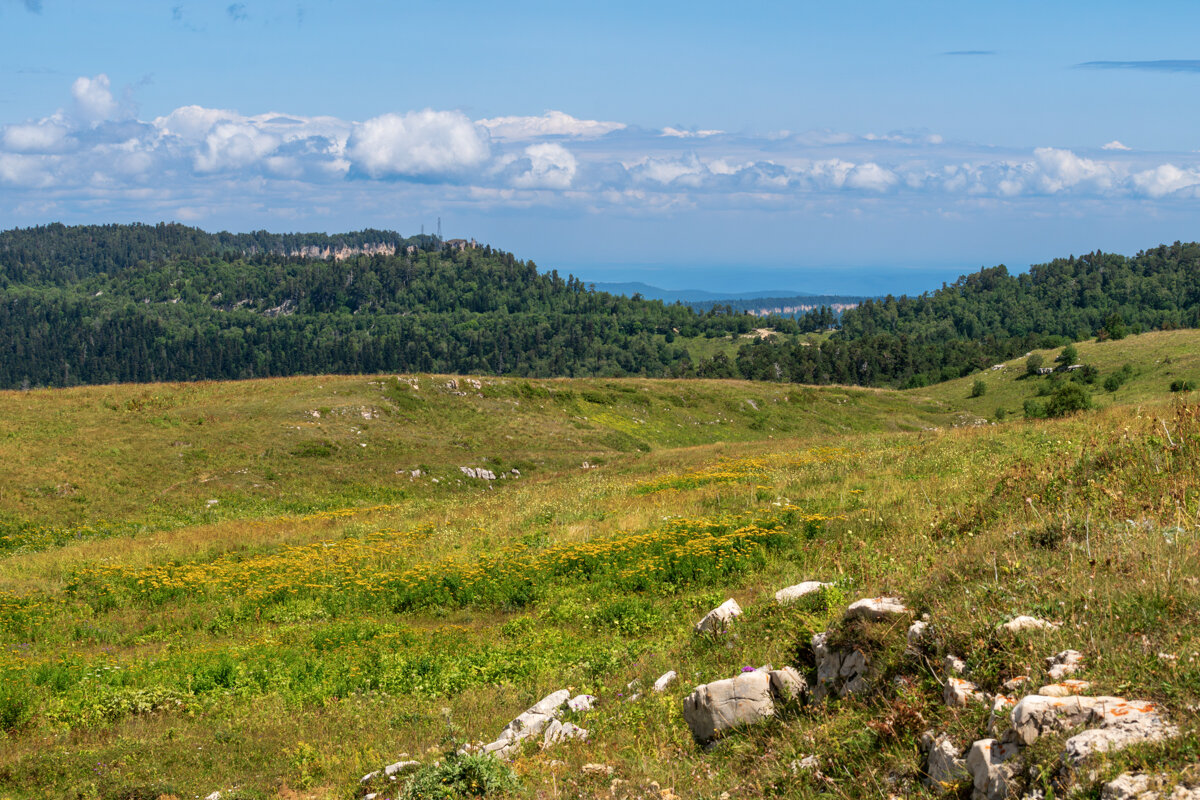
(718, 245), (1200, 387)
(0, 223), (792, 388)
(2, 223), (1198, 390)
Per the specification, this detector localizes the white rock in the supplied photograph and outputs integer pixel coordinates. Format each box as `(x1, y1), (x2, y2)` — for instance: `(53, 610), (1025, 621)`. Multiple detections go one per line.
(652, 671), (678, 693)
(1037, 680), (1091, 697)
(1045, 649), (1084, 680)
(945, 655), (967, 675)
(682, 670), (775, 741)
(998, 616), (1061, 634)
(986, 695), (1018, 736)
(791, 755), (820, 773)
(812, 631), (870, 701)
(479, 689), (572, 759)
(922, 731), (970, 794)
(768, 666), (808, 702)
(1001, 676), (1031, 693)
(1102, 773), (1200, 800)
(907, 620), (930, 645)
(965, 738), (1021, 800)
(774, 581), (831, 605)
(1007, 694), (1122, 746)
(582, 763), (614, 776)
(567, 694), (596, 712)
(695, 599), (743, 634)
(844, 596), (910, 622)
(1063, 700), (1179, 764)
(543, 719), (589, 747)
(205, 793), (221, 800)
(384, 760), (420, 777)
(945, 677), (989, 708)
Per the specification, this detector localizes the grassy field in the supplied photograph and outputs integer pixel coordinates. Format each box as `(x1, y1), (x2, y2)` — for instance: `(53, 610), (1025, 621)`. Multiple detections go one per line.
(925, 328), (1200, 418)
(0, 348), (1197, 799)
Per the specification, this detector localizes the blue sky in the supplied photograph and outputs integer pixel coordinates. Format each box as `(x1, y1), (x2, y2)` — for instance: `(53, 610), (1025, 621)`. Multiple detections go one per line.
(3, 0), (1200, 293)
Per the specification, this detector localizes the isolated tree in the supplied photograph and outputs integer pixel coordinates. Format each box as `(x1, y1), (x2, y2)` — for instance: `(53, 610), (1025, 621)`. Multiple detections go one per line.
(1025, 354), (1044, 376)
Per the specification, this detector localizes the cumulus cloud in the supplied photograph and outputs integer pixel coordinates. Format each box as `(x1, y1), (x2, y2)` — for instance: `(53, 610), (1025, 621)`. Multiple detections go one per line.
(347, 110), (490, 179)
(505, 143), (577, 189)
(71, 74), (119, 122)
(2, 115), (73, 153)
(477, 110), (624, 140)
(1132, 164), (1200, 197)
(12, 72), (1200, 222)
(1102, 140), (1131, 151)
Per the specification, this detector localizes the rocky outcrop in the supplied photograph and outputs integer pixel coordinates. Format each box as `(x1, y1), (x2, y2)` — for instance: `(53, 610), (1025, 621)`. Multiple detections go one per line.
(695, 599), (742, 634)
(1102, 773), (1200, 800)
(1046, 649), (1084, 681)
(774, 581), (831, 605)
(476, 689), (573, 759)
(966, 739), (1021, 800)
(844, 596), (910, 622)
(682, 667), (808, 742)
(945, 677), (989, 708)
(922, 731), (970, 794)
(811, 631), (870, 701)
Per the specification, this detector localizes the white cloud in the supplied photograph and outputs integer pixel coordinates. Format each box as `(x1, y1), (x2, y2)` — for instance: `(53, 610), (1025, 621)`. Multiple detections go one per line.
(1102, 140), (1131, 151)
(845, 162), (898, 191)
(1, 115), (73, 153)
(1132, 163), (1200, 197)
(71, 74), (118, 122)
(661, 127), (723, 138)
(508, 142), (577, 189)
(194, 121), (281, 172)
(477, 110), (625, 140)
(1033, 147), (1118, 193)
(347, 110), (490, 179)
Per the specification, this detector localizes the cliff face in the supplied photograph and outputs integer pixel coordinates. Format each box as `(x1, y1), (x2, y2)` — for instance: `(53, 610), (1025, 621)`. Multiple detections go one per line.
(284, 242), (403, 260)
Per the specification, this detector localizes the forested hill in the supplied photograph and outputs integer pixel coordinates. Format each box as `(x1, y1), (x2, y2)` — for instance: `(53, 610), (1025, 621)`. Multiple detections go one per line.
(728, 243), (1200, 387)
(0, 223), (791, 389)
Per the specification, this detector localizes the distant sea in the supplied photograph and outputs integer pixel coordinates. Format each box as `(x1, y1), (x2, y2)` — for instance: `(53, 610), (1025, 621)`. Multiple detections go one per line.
(563, 263), (985, 298)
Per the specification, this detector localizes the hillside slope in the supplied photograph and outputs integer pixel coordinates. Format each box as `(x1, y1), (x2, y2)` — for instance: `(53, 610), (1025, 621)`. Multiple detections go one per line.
(0, 358), (1196, 798)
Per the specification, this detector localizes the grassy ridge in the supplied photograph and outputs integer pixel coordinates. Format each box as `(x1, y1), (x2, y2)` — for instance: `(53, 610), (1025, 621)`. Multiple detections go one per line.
(0, 354), (1197, 798)
(922, 328), (1200, 416)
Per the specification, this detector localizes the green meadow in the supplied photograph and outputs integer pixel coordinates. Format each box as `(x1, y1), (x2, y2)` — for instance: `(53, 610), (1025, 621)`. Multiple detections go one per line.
(0, 332), (1197, 799)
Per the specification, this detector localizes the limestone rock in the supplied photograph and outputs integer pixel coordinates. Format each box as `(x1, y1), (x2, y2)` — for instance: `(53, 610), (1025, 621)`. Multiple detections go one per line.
(652, 671), (678, 693)
(945, 677), (989, 708)
(1037, 680), (1091, 697)
(1102, 773), (1200, 800)
(543, 719), (589, 748)
(945, 655), (967, 675)
(775, 581), (831, 605)
(844, 596), (910, 622)
(1063, 700), (1179, 764)
(1007, 694), (1122, 746)
(1001, 676), (1031, 693)
(695, 599), (742, 634)
(812, 631), (870, 701)
(682, 670), (774, 741)
(987, 694), (1018, 736)
(907, 620), (930, 646)
(568, 694), (596, 712)
(478, 689), (572, 759)
(998, 616), (1061, 634)
(1046, 649), (1084, 680)
(922, 731), (970, 794)
(966, 738), (1021, 800)
(385, 760), (420, 777)
(768, 666), (808, 702)
(582, 763), (614, 776)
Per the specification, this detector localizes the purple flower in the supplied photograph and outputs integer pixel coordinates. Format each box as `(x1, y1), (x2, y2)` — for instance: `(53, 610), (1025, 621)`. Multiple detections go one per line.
(741, 666), (755, 672)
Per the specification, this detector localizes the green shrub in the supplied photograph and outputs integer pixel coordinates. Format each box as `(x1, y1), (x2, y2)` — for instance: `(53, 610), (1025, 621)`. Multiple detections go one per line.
(994, 407), (1007, 421)
(1045, 382), (1093, 417)
(1170, 379), (1196, 392)
(1025, 354), (1044, 376)
(970, 379), (986, 398)
(400, 752), (519, 799)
